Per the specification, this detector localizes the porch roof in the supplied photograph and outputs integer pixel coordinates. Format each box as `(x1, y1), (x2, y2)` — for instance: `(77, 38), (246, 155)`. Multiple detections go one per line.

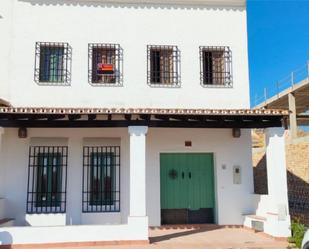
(0, 98), (12, 107)
(0, 107), (289, 128)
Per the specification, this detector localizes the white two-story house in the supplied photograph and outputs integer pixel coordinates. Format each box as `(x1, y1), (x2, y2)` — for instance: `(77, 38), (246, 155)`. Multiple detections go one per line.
(0, 0), (291, 247)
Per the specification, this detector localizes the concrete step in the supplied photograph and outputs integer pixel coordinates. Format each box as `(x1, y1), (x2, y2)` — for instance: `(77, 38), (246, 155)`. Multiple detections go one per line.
(246, 215), (267, 221)
(0, 218), (14, 227)
(244, 214), (266, 232)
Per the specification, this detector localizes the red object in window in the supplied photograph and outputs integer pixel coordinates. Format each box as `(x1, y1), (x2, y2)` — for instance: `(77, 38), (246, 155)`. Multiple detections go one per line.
(97, 63), (114, 74)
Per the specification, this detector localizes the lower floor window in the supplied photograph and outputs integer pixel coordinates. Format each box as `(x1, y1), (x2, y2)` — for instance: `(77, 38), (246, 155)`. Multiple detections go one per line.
(27, 146), (68, 213)
(82, 146), (120, 212)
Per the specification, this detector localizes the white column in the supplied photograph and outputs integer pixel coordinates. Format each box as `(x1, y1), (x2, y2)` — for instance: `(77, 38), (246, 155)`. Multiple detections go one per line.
(67, 137), (83, 225)
(127, 126), (148, 240)
(0, 128), (4, 198)
(265, 127), (291, 237)
(128, 126), (148, 217)
(0, 128), (4, 156)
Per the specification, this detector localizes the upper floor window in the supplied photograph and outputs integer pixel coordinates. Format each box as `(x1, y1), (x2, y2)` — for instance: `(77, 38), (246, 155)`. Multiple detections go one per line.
(147, 45), (180, 86)
(88, 43), (122, 85)
(200, 46), (232, 87)
(34, 42), (71, 84)
(26, 146), (68, 213)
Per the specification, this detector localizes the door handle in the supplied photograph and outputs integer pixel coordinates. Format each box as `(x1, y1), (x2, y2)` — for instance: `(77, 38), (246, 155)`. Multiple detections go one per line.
(188, 172), (191, 179)
(182, 172), (185, 179)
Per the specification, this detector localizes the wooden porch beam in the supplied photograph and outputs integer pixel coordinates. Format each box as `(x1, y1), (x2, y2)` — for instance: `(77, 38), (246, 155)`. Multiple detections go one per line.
(124, 114), (132, 121)
(88, 114), (97, 121)
(68, 114), (82, 121)
(0, 118), (283, 128)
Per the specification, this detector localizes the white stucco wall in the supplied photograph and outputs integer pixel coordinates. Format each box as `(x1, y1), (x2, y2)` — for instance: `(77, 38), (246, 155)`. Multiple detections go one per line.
(147, 128), (254, 225)
(0, 1), (14, 101)
(0, 128), (130, 226)
(0, 0), (250, 109)
(0, 127), (254, 227)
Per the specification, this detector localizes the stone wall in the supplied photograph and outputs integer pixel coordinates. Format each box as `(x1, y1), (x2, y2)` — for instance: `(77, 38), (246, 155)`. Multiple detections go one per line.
(252, 134), (309, 226)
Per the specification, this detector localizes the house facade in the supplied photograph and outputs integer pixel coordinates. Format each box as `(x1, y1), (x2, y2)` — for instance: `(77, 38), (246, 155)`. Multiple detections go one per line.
(0, 0), (291, 246)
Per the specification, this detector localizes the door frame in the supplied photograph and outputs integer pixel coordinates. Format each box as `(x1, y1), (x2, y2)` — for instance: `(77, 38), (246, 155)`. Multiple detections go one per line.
(159, 152), (218, 225)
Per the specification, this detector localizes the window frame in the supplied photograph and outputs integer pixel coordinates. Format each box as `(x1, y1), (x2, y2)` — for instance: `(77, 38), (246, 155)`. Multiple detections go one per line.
(34, 42), (72, 85)
(147, 45), (181, 87)
(89, 152), (115, 206)
(26, 146), (68, 214)
(88, 43), (123, 86)
(82, 146), (120, 213)
(199, 46), (233, 88)
(35, 152), (62, 208)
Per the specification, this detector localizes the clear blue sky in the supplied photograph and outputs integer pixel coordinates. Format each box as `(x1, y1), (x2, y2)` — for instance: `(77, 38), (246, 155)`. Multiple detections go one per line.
(247, 0), (309, 107)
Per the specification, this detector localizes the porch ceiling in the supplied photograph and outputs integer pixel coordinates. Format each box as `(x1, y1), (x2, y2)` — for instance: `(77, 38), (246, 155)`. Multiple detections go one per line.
(0, 107), (289, 128)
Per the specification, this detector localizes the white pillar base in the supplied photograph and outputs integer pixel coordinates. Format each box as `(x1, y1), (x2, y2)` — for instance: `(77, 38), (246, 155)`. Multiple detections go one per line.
(127, 216), (149, 240)
(264, 214), (291, 238)
(128, 216), (149, 229)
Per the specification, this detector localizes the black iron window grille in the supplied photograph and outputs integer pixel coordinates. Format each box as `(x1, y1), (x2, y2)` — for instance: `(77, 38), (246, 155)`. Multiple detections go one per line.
(88, 43), (123, 85)
(82, 146), (120, 212)
(147, 45), (180, 86)
(26, 146), (68, 214)
(34, 42), (72, 84)
(200, 46), (232, 87)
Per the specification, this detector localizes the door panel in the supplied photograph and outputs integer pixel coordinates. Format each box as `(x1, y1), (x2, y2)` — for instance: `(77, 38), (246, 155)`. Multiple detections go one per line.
(160, 153), (215, 224)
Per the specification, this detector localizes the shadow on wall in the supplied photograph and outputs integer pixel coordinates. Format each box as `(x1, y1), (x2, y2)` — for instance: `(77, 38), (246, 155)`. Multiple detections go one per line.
(0, 231), (13, 248)
(253, 154), (309, 226)
(253, 154), (268, 195)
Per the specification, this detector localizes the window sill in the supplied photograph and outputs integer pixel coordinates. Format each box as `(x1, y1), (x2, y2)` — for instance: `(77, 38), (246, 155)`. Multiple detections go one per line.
(201, 83), (233, 88)
(89, 82), (123, 87)
(36, 81), (71, 86)
(82, 210), (121, 213)
(148, 82), (181, 88)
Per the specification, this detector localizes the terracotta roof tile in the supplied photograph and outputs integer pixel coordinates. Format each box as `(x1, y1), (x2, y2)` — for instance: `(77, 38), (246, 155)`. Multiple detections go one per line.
(0, 107), (289, 116)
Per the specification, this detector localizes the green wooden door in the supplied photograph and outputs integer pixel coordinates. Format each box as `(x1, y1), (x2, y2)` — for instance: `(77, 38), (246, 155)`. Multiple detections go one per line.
(160, 153), (215, 224)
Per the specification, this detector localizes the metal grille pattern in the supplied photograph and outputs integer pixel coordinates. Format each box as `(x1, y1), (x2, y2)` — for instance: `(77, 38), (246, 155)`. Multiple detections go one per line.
(27, 146), (68, 213)
(200, 46), (232, 87)
(82, 146), (120, 212)
(147, 45), (180, 86)
(34, 42), (72, 84)
(88, 43), (123, 85)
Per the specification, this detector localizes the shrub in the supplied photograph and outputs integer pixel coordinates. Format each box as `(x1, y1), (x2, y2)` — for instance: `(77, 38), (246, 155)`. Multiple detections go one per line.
(288, 219), (306, 248)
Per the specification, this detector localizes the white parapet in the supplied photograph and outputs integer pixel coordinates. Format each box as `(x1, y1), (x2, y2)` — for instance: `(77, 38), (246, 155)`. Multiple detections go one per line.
(264, 128), (291, 237)
(0, 222), (148, 245)
(25, 214), (66, 227)
(244, 128), (291, 238)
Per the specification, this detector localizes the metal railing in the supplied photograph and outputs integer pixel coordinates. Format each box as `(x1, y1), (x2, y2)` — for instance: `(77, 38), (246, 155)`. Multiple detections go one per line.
(254, 61), (309, 107)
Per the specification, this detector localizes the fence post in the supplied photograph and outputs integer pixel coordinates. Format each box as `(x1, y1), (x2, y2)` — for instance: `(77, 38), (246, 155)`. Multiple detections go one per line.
(254, 94), (258, 107)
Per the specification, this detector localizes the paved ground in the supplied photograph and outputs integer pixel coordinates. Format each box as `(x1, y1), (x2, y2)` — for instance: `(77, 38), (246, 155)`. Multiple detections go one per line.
(52, 225), (290, 249)
(147, 226), (290, 249)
